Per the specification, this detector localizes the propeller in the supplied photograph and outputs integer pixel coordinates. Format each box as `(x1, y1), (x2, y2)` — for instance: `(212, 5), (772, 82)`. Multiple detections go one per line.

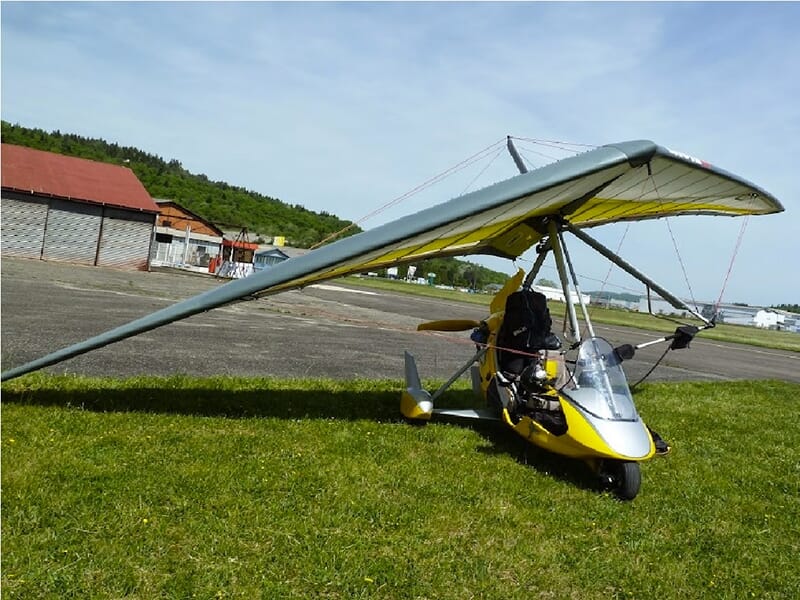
(417, 319), (482, 332)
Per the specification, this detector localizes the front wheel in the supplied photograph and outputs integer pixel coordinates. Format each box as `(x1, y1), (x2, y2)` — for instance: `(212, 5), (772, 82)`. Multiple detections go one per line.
(600, 460), (641, 500)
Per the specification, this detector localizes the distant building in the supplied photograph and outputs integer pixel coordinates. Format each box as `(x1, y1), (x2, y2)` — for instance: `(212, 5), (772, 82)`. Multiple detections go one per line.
(593, 298), (639, 310)
(252, 244), (309, 272)
(638, 295), (800, 333)
(638, 296), (694, 318)
(713, 303), (765, 326)
(1, 143), (158, 270)
(253, 247), (290, 272)
(753, 309), (785, 330)
(151, 200), (224, 272)
(532, 284), (590, 305)
(214, 237), (260, 279)
(780, 312), (800, 333)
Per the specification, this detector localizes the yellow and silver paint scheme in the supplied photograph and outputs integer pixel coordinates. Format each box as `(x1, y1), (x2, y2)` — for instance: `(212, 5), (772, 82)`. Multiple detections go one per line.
(402, 267), (655, 464)
(481, 272), (654, 462)
(500, 403), (655, 463)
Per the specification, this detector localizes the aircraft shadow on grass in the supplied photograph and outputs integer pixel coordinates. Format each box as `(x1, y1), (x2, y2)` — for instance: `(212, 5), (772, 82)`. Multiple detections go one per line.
(2, 383), (404, 421)
(3, 384), (598, 493)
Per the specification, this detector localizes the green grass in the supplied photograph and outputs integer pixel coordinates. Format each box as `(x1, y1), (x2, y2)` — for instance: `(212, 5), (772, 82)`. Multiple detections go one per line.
(342, 276), (800, 353)
(3, 375), (799, 599)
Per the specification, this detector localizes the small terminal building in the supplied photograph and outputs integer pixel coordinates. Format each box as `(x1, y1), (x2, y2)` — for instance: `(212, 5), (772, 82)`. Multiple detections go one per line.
(151, 200), (224, 271)
(1, 144), (159, 270)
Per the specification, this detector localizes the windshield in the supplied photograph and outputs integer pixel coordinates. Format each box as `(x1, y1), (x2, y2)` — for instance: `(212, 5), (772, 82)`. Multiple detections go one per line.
(564, 337), (638, 421)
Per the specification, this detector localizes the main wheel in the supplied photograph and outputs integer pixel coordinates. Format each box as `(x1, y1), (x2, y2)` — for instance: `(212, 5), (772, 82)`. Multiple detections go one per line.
(601, 460), (641, 500)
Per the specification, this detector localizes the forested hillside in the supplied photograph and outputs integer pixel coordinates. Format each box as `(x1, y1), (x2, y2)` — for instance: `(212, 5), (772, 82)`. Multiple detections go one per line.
(1, 121), (509, 288)
(1, 121), (356, 247)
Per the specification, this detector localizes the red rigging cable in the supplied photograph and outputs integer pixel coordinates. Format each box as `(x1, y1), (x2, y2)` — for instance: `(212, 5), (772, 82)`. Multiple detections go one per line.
(276, 301), (557, 360)
(309, 135), (751, 316)
(312, 136), (596, 250)
(715, 215), (750, 311)
(459, 146), (506, 196)
(646, 170), (701, 313)
(579, 221), (632, 341)
(663, 216), (700, 312)
(309, 138), (508, 250)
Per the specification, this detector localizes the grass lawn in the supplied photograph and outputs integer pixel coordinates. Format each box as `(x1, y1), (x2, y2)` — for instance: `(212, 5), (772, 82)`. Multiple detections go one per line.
(2, 375), (799, 599)
(342, 276), (800, 353)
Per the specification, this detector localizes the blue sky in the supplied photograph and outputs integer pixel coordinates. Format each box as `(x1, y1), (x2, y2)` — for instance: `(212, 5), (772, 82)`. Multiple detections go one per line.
(2, 2), (798, 306)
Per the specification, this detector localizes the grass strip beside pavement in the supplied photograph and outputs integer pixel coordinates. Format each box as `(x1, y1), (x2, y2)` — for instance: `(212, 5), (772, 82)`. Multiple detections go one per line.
(2, 375), (799, 599)
(341, 276), (800, 353)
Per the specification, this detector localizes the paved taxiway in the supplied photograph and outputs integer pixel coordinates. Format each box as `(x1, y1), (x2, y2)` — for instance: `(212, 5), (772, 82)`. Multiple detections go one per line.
(2, 257), (798, 384)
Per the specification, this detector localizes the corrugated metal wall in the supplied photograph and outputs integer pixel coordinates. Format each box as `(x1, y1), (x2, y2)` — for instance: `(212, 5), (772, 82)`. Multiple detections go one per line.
(1, 193), (155, 270)
(97, 207), (155, 270)
(42, 199), (103, 265)
(0, 194), (49, 258)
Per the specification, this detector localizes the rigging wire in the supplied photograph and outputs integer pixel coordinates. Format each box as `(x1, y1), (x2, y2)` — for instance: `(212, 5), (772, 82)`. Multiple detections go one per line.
(599, 223), (631, 291)
(714, 215), (750, 311)
(578, 222), (632, 341)
(312, 135), (589, 251)
(459, 145), (506, 196)
(647, 171), (701, 313)
(663, 216), (701, 313)
(513, 255), (645, 295)
(510, 136), (595, 165)
(513, 142), (563, 165)
(309, 137), (507, 250)
(511, 136), (598, 152)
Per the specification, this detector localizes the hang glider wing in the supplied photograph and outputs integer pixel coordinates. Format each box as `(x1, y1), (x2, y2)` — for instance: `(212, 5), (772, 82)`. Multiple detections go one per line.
(1, 140), (783, 381)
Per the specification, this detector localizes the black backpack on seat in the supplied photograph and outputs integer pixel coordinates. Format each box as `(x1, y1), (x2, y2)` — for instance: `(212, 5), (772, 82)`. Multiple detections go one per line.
(496, 289), (560, 374)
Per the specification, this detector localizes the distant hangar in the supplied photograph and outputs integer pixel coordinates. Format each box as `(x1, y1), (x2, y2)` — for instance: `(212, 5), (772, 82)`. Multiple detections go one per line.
(1, 143), (159, 270)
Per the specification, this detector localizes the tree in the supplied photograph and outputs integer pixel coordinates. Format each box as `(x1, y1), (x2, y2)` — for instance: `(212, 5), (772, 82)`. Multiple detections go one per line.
(0, 120), (361, 248)
(537, 278), (558, 288)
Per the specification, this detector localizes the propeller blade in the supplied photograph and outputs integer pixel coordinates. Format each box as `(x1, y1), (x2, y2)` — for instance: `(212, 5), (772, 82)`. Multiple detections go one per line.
(417, 319), (481, 332)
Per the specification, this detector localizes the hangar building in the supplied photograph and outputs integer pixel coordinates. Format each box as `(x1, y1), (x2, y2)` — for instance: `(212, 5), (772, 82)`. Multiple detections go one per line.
(1, 144), (159, 270)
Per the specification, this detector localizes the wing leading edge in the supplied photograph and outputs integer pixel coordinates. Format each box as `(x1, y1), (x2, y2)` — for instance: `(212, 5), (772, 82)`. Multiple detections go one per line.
(1, 140), (783, 381)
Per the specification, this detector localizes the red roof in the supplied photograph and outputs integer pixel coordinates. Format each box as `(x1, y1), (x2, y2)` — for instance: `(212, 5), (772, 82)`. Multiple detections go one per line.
(222, 239), (259, 250)
(1, 143), (158, 213)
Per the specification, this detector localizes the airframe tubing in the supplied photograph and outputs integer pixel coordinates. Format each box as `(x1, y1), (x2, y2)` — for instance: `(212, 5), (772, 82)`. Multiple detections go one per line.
(559, 230), (596, 339)
(547, 220), (581, 342)
(563, 221), (710, 325)
(523, 247), (549, 289)
(506, 136), (529, 175)
(430, 346), (490, 402)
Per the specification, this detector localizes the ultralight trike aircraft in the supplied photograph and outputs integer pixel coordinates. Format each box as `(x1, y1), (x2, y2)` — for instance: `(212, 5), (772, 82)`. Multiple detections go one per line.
(1, 138), (783, 499)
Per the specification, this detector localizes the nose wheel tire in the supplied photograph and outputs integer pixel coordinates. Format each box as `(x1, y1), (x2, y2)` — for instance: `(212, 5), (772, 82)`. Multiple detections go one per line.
(600, 460), (641, 500)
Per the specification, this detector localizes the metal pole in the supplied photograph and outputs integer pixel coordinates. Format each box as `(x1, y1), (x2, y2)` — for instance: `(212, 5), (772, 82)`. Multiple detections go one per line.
(506, 136), (528, 174)
(183, 225), (191, 265)
(547, 220), (581, 343)
(522, 247), (550, 289)
(430, 346), (490, 402)
(563, 222), (710, 324)
(559, 230), (595, 339)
